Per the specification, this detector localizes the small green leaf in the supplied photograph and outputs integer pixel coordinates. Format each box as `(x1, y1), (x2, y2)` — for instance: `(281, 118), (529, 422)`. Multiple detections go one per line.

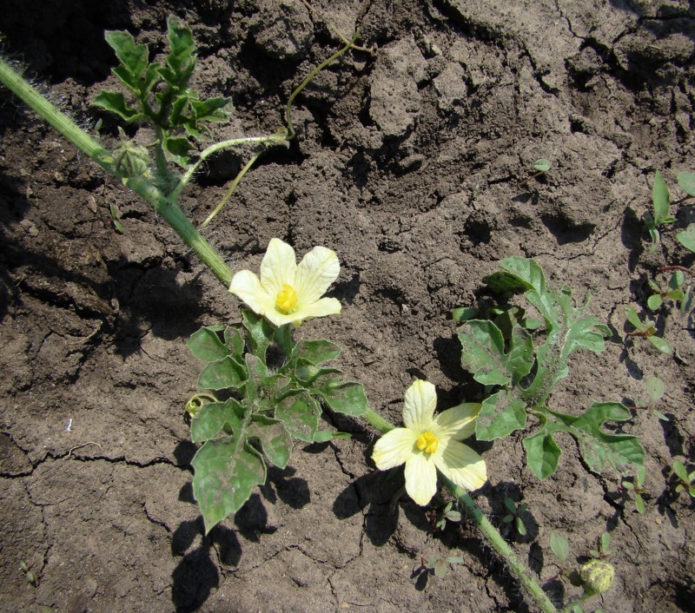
(516, 516), (527, 536)
(645, 375), (665, 403)
(192, 437), (266, 534)
(523, 430), (562, 479)
(673, 460), (688, 482)
(600, 531), (611, 554)
(647, 294), (662, 311)
(433, 559), (449, 577)
(647, 335), (673, 356)
(549, 531), (569, 561)
(677, 170), (695, 196)
(635, 493), (645, 513)
(476, 390), (527, 441)
(242, 309), (275, 359)
(315, 380), (368, 417)
(625, 306), (646, 331)
(534, 158), (551, 172)
(248, 415), (292, 468)
(104, 29), (149, 86)
(652, 170), (670, 226)
(298, 339), (341, 365)
(188, 327), (230, 362)
(452, 306), (478, 322)
(669, 271), (685, 290)
(190, 399), (243, 443)
(445, 555), (464, 564)
(275, 392), (321, 442)
(458, 320), (533, 386)
(198, 356), (247, 390)
(92, 91), (142, 122)
(676, 224), (695, 254)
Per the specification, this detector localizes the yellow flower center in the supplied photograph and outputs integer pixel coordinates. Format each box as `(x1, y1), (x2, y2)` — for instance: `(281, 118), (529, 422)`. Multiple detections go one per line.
(275, 283), (298, 313)
(415, 431), (438, 455)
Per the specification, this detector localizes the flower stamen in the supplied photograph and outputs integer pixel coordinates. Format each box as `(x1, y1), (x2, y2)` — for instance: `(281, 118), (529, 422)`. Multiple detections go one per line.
(415, 431), (438, 455)
(275, 283), (298, 313)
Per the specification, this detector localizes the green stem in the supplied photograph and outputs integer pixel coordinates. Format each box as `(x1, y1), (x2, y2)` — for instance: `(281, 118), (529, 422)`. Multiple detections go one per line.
(0, 57), (235, 288)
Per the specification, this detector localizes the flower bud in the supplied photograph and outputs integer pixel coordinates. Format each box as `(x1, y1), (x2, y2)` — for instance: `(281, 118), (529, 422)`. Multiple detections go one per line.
(580, 559), (614, 594)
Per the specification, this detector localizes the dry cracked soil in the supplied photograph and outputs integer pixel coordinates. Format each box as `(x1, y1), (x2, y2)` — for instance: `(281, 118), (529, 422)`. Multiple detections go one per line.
(0, 1), (694, 612)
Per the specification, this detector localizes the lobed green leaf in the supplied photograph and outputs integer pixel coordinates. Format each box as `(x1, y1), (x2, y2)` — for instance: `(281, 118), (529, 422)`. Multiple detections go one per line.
(198, 356), (247, 390)
(188, 327), (230, 363)
(275, 391), (322, 442)
(476, 390), (527, 441)
(315, 380), (368, 417)
(192, 437), (266, 534)
(191, 399), (243, 443)
(248, 415), (292, 468)
(92, 91), (142, 122)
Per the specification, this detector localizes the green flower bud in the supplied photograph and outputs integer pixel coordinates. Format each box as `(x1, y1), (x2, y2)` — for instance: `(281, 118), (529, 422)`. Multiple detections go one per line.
(580, 559), (614, 594)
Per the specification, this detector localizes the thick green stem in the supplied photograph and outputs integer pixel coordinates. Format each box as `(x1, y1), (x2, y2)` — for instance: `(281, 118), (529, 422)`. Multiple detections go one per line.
(0, 57), (235, 288)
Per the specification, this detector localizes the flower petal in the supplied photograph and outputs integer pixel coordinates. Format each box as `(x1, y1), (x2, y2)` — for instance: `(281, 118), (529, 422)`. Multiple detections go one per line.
(372, 428), (416, 470)
(404, 452), (438, 506)
(295, 246), (340, 305)
(403, 380), (437, 429)
(229, 270), (275, 317)
(295, 297), (341, 321)
(260, 238), (297, 296)
(436, 440), (487, 492)
(434, 403), (481, 440)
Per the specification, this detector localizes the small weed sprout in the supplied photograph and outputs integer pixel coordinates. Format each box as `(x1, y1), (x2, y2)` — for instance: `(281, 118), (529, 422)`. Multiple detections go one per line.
(620, 466), (648, 513)
(624, 306), (673, 355)
(18, 561), (36, 587)
(671, 460), (695, 499)
(502, 497), (529, 536)
(643, 170), (676, 247)
(627, 375), (669, 422)
(549, 531), (569, 562)
(588, 531), (611, 560)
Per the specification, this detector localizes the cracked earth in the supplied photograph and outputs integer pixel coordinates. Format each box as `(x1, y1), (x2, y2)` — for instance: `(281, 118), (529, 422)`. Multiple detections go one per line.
(1, 0), (694, 611)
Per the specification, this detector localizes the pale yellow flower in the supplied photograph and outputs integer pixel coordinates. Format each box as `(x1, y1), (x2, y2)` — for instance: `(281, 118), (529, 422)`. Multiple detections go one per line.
(229, 238), (341, 327)
(372, 379), (487, 506)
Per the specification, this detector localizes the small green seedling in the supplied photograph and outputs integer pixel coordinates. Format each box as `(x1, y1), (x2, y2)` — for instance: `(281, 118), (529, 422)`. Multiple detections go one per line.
(672, 460), (695, 499)
(625, 306), (673, 355)
(109, 203), (124, 233)
(421, 555), (465, 578)
(18, 561), (36, 586)
(588, 531), (611, 560)
(627, 375), (669, 422)
(549, 530), (569, 562)
(644, 170), (676, 247)
(620, 466), (648, 513)
(519, 158), (551, 188)
(502, 496), (529, 536)
(431, 500), (462, 531)
(647, 270), (688, 311)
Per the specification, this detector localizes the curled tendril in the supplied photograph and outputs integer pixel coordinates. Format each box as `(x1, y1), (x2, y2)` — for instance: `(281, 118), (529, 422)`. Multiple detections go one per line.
(185, 392), (218, 418)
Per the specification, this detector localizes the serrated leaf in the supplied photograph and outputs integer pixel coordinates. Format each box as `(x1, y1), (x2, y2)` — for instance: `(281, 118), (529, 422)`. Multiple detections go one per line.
(92, 91), (142, 122)
(458, 320), (534, 386)
(677, 171), (695, 196)
(652, 170), (670, 226)
(676, 224), (695, 254)
(242, 309), (275, 359)
(549, 531), (569, 561)
(248, 415), (292, 468)
(190, 399), (243, 443)
(275, 392), (321, 442)
(315, 380), (368, 417)
(523, 429), (562, 479)
(190, 97), (231, 122)
(104, 30), (149, 86)
(188, 327), (230, 362)
(192, 437), (266, 534)
(570, 403), (645, 473)
(648, 335), (673, 355)
(476, 390), (527, 441)
(198, 356), (247, 390)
